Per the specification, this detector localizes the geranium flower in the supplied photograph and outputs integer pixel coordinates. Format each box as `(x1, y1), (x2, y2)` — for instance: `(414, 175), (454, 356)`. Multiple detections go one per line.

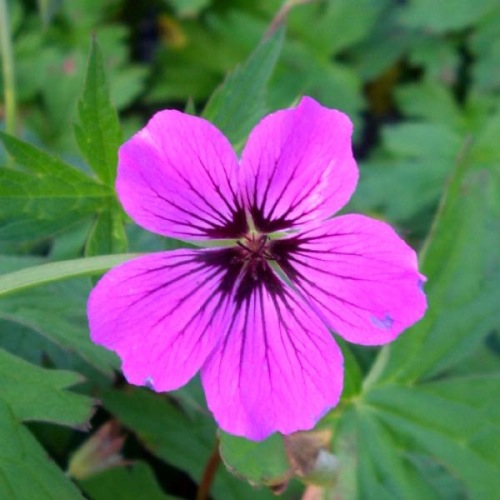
(88, 97), (426, 440)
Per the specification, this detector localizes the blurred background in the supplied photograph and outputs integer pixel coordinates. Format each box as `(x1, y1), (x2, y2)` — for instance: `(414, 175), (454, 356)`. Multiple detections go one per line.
(1, 0), (500, 498)
(4, 0), (500, 243)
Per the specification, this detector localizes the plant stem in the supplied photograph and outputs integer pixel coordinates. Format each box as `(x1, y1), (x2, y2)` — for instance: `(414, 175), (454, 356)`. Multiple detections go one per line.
(0, 253), (140, 298)
(265, 0), (315, 38)
(196, 439), (221, 500)
(0, 0), (17, 136)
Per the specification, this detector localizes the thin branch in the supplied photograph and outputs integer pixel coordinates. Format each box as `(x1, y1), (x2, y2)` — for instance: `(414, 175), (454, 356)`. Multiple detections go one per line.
(265, 0), (317, 39)
(196, 438), (221, 500)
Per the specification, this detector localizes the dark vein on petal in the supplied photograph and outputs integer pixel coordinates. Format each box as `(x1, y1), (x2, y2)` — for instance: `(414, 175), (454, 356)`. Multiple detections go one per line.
(138, 161), (247, 238)
(195, 151), (240, 215)
(259, 286), (274, 390)
(270, 238), (377, 328)
(285, 253), (382, 283)
(263, 152), (307, 221)
(139, 168), (227, 226)
(280, 292), (327, 379)
(180, 137), (245, 231)
(143, 171), (228, 227)
(238, 294), (252, 386)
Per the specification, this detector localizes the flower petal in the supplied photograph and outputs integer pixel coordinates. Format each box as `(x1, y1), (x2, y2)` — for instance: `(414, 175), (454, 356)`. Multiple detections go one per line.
(201, 274), (344, 440)
(271, 215), (427, 345)
(87, 249), (243, 391)
(240, 96), (358, 233)
(117, 111), (247, 240)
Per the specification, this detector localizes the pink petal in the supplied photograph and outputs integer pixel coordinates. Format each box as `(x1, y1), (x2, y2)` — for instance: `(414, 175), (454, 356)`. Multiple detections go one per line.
(270, 215), (427, 345)
(201, 279), (344, 440)
(117, 111), (247, 240)
(87, 249), (240, 391)
(240, 96), (358, 233)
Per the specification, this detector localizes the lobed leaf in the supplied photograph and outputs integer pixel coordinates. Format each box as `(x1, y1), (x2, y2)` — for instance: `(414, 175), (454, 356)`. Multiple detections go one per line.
(377, 133), (500, 383)
(0, 132), (112, 241)
(366, 378), (500, 499)
(74, 38), (122, 186)
(332, 108), (500, 498)
(0, 347), (93, 426)
(0, 400), (84, 499)
(0, 347), (93, 498)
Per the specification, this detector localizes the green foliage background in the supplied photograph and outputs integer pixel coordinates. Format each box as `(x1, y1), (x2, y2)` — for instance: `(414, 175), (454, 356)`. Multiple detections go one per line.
(1, 0), (499, 498)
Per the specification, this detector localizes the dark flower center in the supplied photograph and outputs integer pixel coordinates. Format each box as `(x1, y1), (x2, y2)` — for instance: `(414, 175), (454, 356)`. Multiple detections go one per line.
(197, 232), (291, 305)
(237, 233), (272, 258)
(235, 233), (275, 280)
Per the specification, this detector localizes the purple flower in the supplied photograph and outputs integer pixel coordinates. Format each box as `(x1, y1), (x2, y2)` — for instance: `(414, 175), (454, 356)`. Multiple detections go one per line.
(88, 97), (426, 440)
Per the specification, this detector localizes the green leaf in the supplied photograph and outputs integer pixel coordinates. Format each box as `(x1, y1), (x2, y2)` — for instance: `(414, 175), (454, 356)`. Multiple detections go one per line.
(85, 207), (128, 256)
(399, 0), (498, 32)
(348, 5), (413, 81)
(365, 377), (500, 499)
(79, 461), (177, 500)
(337, 339), (364, 400)
(0, 253), (140, 298)
(395, 82), (464, 128)
(109, 66), (148, 110)
(289, 0), (385, 55)
(50, 220), (94, 260)
(0, 346), (93, 426)
(332, 403), (468, 500)
(74, 39), (122, 186)
(468, 111), (500, 164)
(103, 387), (274, 499)
(0, 132), (99, 187)
(469, 11), (500, 92)
(0, 166), (107, 229)
(354, 122), (462, 224)
(409, 37), (460, 83)
(219, 432), (289, 487)
(102, 388), (214, 481)
(0, 256), (117, 375)
(71, 40), (127, 255)
(0, 216), (86, 244)
(333, 108), (500, 499)
(0, 400), (84, 499)
(202, 28), (284, 148)
(0, 132), (112, 241)
(382, 123), (462, 159)
(355, 408), (442, 499)
(270, 52), (363, 120)
(376, 138), (500, 383)
(0, 348), (92, 498)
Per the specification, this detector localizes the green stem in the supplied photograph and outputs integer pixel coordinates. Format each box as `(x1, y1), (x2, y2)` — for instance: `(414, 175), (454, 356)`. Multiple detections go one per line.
(0, 253), (140, 298)
(0, 0), (17, 136)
